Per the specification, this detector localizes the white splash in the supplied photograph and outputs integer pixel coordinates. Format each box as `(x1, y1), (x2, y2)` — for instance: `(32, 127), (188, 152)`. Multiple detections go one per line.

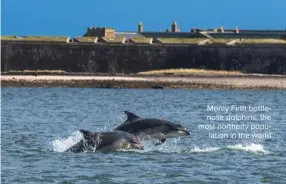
(183, 143), (268, 154)
(227, 143), (268, 154)
(187, 146), (220, 153)
(51, 131), (83, 152)
(138, 138), (186, 153)
(50, 132), (269, 155)
(138, 141), (268, 154)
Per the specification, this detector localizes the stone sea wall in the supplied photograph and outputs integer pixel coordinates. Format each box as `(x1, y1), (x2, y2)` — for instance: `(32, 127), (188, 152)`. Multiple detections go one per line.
(2, 41), (286, 74)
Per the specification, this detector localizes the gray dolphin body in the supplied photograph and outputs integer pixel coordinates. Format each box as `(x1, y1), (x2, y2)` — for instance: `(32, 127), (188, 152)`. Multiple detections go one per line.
(114, 111), (190, 144)
(65, 130), (144, 153)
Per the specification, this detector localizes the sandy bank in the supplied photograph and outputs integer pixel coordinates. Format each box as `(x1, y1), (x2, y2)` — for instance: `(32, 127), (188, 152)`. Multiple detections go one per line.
(1, 75), (286, 90)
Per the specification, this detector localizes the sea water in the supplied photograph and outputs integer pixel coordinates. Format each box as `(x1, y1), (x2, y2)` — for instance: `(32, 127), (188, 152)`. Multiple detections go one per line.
(2, 88), (286, 183)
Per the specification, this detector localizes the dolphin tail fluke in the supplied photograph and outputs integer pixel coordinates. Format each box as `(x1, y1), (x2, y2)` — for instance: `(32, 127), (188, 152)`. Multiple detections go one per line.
(124, 111), (140, 122)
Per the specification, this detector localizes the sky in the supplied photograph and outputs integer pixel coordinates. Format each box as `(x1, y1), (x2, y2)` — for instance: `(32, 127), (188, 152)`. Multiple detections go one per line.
(1, 0), (286, 36)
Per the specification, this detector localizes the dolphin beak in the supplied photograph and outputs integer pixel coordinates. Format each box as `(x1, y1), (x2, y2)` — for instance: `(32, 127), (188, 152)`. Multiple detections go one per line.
(184, 130), (190, 135)
(179, 129), (190, 136)
(134, 141), (144, 150)
(132, 140), (144, 150)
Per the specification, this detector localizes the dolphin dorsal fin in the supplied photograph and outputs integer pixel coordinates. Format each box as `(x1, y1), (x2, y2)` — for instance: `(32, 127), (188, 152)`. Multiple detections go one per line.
(124, 111), (140, 122)
(79, 129), (93, 140)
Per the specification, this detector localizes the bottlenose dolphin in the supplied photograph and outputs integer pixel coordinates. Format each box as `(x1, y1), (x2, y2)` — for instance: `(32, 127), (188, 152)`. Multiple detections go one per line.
(65, 129), (144, 153)
(114, 111), (190, 144)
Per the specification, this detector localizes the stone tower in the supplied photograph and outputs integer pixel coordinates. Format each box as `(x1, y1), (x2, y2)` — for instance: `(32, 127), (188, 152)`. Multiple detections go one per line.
(138, 21), (143, 32)
(172, 21), (179, 32)
(84, 27), (114, 38)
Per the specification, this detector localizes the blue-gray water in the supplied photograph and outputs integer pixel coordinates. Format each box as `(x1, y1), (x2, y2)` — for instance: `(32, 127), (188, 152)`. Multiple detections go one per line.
(2, 88), (286, 184)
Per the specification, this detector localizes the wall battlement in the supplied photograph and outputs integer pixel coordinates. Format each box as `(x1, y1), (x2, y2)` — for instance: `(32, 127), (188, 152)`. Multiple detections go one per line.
(1, 22), (286, 74)
(84, 27), (115, 38)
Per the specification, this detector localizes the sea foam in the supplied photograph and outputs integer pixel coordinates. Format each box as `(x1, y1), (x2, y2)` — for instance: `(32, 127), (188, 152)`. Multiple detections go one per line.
(50, 132), (268, 155)
(51, 131), (83, 152)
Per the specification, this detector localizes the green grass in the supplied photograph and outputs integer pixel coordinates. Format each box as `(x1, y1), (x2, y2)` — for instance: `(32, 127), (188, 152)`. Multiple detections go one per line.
(212, 39), (234, 44)
(2, 35), (286, 45)
(159, 38), (206, 44)
(242, 39), (286, 44)
(212, 38), (286, 44)
(74, 37), (97, 42)
(104, 37), (125, 43)
(130, 37), (152, 43)
(1, 36), (69, 42)
(138, 68), (242, 76)
(1, 36), (19, 40)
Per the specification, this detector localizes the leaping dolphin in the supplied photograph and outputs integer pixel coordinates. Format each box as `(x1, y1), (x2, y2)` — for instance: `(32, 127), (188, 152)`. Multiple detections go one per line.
(114, 111), (190, 144)
(65, 129), (144, 153)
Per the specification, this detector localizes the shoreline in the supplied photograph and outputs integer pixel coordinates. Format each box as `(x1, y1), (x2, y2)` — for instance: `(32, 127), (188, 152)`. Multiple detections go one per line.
(3, 71), (286, 78)
(1, 75), (286, 90)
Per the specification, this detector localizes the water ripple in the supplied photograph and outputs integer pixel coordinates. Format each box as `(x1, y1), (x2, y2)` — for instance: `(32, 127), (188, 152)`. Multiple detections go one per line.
(2, 88), (286, 183)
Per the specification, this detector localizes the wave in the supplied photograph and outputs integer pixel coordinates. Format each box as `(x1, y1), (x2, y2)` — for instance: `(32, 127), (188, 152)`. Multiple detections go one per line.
(50, 131), (269, 155)
(184, 143), (268, 154)
(51, 131), (83, 152)
(185, 146), (220, 153)
(226, 143), (268, 154)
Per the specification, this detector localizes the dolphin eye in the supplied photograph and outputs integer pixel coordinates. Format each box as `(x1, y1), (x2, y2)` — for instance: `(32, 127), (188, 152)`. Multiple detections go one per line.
(132, 138), (139, 144)
(175, 126), (184, 130)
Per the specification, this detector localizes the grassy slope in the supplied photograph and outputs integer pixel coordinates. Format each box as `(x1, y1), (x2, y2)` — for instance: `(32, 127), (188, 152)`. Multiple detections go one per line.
(138, 68), (242, 76)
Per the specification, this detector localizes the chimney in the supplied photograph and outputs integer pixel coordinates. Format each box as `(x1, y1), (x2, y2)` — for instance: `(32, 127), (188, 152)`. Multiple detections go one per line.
(138, 21), (143, 33)
(220, 26), (224, 33)
(235, 26), (239, 33)
(172, 21), (179, 32)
